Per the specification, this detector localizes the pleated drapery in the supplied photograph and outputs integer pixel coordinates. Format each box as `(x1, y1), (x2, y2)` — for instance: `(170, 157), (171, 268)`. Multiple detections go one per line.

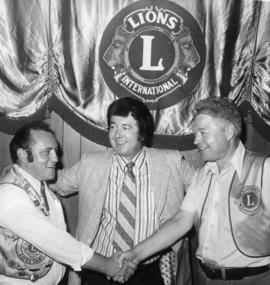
(0, 0), (270, 149)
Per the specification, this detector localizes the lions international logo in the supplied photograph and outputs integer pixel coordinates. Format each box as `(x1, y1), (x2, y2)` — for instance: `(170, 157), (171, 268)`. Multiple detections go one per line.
(16, 240), (48, 265)
(99, 0), (205, 109)
(236, 185), (263, 215)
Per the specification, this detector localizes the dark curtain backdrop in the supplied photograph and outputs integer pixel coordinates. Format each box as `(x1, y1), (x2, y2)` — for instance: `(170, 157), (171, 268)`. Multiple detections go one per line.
(0, 0), (270, 149)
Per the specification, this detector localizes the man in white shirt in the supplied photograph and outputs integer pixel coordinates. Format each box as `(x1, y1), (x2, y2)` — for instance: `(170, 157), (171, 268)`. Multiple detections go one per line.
(0, 121), (133, 285)
(120, 97), (270, 285)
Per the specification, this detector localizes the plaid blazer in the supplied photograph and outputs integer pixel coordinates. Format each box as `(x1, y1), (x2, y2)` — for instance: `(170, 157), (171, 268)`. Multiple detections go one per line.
(55, 148), (194, 245)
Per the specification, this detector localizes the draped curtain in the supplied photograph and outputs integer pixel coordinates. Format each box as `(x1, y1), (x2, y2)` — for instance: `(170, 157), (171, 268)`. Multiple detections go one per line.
(0, 0), (270, 149)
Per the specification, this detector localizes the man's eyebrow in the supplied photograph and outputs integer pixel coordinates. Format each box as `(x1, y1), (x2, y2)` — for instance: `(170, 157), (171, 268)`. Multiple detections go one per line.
(40, 146), (58, 151)
(122, 123), (132, 127)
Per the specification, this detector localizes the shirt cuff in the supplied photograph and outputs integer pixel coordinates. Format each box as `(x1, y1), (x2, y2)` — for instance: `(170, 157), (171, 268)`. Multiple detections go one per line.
(72, 243), (94, 271)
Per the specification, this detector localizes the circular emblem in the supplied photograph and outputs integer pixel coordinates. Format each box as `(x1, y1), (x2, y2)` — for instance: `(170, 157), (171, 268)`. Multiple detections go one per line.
(16, 240), (47, 266)
(237, 185), (263, 215)
(99, 0), (206, 109)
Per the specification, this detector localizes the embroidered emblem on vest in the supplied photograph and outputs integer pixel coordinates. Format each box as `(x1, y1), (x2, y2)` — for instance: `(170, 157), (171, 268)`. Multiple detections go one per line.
(235, 185), (263, 215)
(16, 239), (49, 266)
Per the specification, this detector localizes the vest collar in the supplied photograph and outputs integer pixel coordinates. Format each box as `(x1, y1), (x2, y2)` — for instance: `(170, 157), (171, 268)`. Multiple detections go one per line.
(14, 165), (42, 195)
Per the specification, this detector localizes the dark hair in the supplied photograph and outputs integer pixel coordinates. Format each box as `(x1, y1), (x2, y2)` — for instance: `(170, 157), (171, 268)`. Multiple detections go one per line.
(193, 97), (242, 137)
(10, 121), (54, 163)
(107, 97), (154, 147)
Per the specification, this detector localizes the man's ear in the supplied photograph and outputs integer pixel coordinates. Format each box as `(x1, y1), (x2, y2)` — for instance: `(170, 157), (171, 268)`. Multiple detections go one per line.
(17, 148), (28, 163)
(225, 122), (235, 140)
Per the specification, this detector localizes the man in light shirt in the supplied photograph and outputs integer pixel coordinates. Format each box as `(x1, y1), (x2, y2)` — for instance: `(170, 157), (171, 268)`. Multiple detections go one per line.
(120, 97), (270, 284)
(0, 121), (133, 284)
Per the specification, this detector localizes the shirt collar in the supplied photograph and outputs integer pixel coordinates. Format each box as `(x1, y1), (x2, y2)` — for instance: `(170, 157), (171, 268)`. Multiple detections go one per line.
(205, 141), (245, 177)
(115, 147), (146, 172)
(230, 141), (245, 177)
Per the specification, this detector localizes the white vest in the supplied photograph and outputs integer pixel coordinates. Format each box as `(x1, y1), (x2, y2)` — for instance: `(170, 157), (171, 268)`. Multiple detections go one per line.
(0, 165), (54, 281)
(229, 151), (270, 257)
(196, 151), (270, 257)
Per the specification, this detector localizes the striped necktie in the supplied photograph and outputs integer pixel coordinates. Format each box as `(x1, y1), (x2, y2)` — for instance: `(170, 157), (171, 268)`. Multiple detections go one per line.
(113, 162), (136, 251)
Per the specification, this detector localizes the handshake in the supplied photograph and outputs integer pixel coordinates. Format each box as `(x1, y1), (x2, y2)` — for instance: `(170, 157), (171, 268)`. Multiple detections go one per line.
(105, 250), (140, 283)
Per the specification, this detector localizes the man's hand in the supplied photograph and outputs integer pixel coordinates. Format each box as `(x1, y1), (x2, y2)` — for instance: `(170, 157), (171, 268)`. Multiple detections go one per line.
(117, 250), (139, 268)
(106, 252), (137, 283)
(111, 250), (139, 283)
(83, 251), (138, 283)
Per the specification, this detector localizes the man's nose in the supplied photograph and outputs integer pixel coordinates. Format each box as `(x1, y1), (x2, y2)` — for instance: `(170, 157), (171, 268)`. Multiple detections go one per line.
(193, 133), (200, 146)
(115, 128), (123, 138)
(51, 150), (59, 162)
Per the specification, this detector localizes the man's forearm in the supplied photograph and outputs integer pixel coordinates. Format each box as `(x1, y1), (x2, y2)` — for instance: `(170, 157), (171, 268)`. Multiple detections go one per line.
(83, 253), (109, 275)
(132, 210), (194, 263)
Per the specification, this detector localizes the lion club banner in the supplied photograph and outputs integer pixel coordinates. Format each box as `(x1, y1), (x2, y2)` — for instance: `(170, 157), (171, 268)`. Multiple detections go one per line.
(0, 0), (270, 149)
(99, 0), (205, 110)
